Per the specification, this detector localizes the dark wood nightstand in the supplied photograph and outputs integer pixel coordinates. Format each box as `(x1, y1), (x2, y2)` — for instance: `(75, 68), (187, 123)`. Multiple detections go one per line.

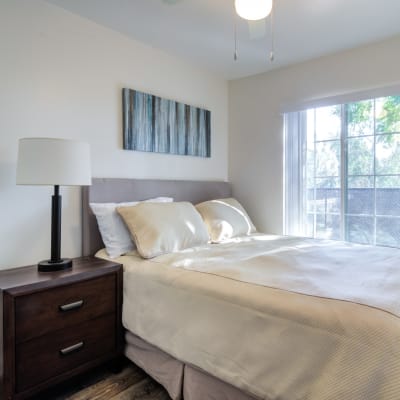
(0, 257), (123, 400)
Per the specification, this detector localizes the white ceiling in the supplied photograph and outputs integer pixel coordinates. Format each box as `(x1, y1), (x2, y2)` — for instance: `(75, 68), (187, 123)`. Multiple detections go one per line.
(45, 0), (400, 80)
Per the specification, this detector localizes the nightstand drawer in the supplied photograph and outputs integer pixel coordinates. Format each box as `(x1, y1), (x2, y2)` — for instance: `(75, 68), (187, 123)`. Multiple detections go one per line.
(15, 274), (116, 343)
(16, 314), (116, 392)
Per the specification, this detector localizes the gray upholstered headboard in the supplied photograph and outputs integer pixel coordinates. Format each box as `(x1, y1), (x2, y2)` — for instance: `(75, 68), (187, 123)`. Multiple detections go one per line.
(82, 178), (232, 256)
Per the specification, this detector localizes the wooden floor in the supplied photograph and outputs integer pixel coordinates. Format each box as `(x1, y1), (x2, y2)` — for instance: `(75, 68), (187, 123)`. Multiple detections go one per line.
(30, 361), (171, 400)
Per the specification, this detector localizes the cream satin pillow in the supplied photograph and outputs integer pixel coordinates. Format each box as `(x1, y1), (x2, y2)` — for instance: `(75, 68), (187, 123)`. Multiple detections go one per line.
(196, 198), (256, 243)
(90, 197), (173, 258)
(117, 202), (210, 259)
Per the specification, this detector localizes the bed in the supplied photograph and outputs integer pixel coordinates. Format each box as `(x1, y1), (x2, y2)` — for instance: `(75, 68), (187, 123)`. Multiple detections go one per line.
(82, 178), (400, 400)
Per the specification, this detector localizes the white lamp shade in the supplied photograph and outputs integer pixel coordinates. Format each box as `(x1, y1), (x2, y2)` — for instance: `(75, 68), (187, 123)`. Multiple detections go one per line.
(17, 138), (91, 186)
(235, 0), (272, 21)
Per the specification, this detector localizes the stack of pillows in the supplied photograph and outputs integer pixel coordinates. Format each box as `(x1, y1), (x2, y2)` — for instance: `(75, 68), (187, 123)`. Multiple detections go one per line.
(90, 197), (256, 259)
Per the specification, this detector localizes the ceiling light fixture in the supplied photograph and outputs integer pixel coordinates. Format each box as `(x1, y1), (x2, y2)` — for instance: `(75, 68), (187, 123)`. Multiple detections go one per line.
(235, 0), (273, 21)
(233, 0), (275, 63)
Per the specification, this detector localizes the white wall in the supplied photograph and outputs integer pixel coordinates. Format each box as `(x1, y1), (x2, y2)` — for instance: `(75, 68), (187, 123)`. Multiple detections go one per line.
(229, 35), (400, 235)
(0, 0), (228, 268)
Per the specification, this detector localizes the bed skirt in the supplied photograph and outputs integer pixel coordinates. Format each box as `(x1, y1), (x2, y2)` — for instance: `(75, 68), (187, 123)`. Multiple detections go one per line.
(124, 330), (258, 400)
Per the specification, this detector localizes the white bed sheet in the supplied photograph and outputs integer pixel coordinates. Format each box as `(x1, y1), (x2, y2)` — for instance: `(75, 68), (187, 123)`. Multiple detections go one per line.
(97, 235), (400, 400)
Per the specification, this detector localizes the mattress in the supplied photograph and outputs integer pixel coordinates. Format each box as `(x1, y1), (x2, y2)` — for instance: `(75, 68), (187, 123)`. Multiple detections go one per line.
(97, 234), (400, 400)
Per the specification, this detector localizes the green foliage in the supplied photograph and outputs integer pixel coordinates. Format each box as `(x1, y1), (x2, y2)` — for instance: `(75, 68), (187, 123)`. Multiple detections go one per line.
(347, 136), (373, 176)
(376, 96), (400, 134)
(307, 96), (400, 189)
(347, 100), (373, 136)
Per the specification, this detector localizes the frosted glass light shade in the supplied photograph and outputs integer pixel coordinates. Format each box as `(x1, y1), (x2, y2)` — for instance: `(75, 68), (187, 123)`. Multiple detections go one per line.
(235, 0), (272, 21)
(17, 138), (91, 186)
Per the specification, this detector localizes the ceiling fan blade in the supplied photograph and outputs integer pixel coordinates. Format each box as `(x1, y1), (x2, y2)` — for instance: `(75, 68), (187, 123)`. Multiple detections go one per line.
(248, 19), (266, 39)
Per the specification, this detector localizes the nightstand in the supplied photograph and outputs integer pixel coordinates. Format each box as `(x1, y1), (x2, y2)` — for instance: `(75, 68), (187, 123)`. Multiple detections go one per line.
(0, 256), (123, 400)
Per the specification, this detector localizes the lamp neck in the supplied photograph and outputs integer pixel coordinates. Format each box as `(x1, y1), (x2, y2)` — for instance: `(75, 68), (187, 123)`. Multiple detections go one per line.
(54, 185), (60, 197)
(51, 185), (62, 263)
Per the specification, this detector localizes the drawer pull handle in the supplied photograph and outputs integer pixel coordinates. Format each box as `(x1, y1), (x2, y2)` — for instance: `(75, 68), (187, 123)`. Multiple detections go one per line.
(60, 341), (84, 356)
(59, 300), (84, 312)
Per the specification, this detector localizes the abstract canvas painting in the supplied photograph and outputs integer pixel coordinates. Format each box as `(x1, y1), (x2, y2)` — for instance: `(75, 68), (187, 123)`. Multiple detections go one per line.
(122, 88), (211, 157)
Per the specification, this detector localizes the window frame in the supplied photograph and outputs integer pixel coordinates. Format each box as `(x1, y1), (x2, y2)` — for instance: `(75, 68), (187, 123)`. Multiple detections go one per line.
(285, 96), (400, 248)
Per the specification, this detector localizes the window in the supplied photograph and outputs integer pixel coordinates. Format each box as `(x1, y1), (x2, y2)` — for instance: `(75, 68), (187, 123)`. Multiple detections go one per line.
(285, 95), (400, 248)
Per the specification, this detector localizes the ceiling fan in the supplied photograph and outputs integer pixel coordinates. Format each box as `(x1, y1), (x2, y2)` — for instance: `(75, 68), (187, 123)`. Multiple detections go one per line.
(160, 0), (275, 62)
(161, 0), (272, 19)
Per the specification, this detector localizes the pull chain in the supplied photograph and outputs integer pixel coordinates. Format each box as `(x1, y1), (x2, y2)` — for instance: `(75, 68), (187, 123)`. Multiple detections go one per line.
(234, 10), (238, 61)
(269, 2), (275, 63)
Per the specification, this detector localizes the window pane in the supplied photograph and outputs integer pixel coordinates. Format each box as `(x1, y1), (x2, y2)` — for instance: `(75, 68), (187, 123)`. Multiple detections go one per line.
(347, 177), (374, 215)
(347, 100), (374, 137)
(315, 105), (341, 141)
(376, 175), (400, 188)
(346, 216), (374, 245)
(316, 141), (340, 177)
(375, 176), (400, 219)
(316, 213), (340, 240)
(347, 136), (374, 175)
(306, 149), (315, 188)
(375, 134), (400, 175)
(348, 176), (374, 188)
(376, 217), (400, 247)
(376, 186), (400, 217)
(375, 96), (400, 133)
(315, 178), (340, 213)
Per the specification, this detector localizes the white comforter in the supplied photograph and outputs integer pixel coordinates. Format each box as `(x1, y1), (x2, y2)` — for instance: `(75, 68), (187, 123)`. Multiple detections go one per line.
(97, 234), (400, 400)
(156, 234), (400, 317)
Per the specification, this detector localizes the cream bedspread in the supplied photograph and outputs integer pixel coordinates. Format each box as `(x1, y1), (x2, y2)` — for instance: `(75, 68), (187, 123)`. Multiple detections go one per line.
(97, 235), (400, 400)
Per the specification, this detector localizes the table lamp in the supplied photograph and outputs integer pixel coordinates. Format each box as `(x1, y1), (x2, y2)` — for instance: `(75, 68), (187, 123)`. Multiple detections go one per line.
(16, 138), (91, 272)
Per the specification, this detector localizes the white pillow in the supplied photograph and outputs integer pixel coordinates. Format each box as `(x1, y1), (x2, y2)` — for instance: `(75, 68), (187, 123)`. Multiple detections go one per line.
(195, 198), (256, 243)
(117, 202), (210, 259)
(90, 197), (173, 258)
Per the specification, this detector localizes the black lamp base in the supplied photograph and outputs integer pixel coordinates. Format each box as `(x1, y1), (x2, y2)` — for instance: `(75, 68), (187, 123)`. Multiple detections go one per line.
(38, 258), (72, 272)
(38, 185), (73, 273)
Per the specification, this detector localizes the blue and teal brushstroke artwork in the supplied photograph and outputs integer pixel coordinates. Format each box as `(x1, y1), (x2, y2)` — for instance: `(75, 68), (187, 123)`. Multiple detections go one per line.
(122, 88), (211, 157)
